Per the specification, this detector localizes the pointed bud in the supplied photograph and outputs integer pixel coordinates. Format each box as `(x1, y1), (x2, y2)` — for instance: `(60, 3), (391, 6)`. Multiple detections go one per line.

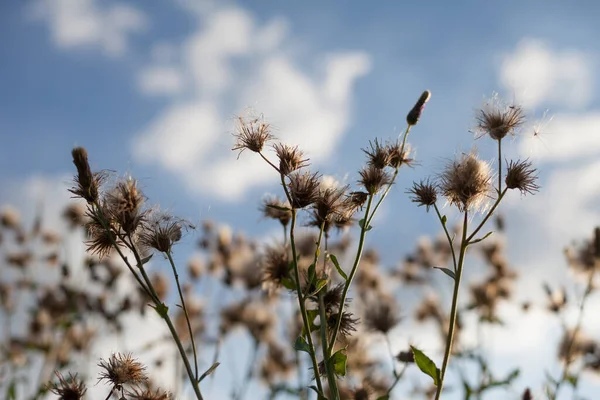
(406, 90), (431, 126)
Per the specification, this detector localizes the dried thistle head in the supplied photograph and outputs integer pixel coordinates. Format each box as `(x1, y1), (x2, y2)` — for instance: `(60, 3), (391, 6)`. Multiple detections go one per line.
(475, 94), (525, 140)
(261, 196), (291, 227)
(406, 90), (431, 126)
(505, 159), (539, 195)
(328, 311), (359, 339)
(322, 283), (347, 313)
(262, 244), (291, 290)
(97, 353), (148, 387)
(48, 371), (87, 400)
(287, 171), (321, 209)
(359, 165), (392, 195)
(386, 141), (413, 169)
(439, 152), (492, 212)
(69, 147), (107, 204)
(84, 207), (120, 260)
(308, 185), (348, 232)
(232, 115), (274, 156)
(139, 211), (192, 253)
(407, 179), (438, 211)
(105, 178), (146, 234)
(273, 143), (309, 175)
(363, 139), (392, 169)
(364, 296), (401, 334)
(127, 387), (171, 400)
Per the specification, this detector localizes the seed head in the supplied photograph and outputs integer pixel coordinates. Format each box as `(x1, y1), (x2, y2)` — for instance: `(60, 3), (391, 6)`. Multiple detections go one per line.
(49, 371), (87, 400)
(85, 207), (121, 260)
(439, 152), (492, 212)
(386, 141), (413, 169)
(273, 143), (309, 175)
(262, 244), (291, 290)
(364, 297), (401, 334)
(139, 211), (192, 253)
(232, 115), (274, 156)
(363, 139), (392, 169)
(105, 178), (146, 234)
(127, 387), (171, 400)
(261, 196), (291, 227)
(406, 90), (431, 126)
(359, 165), (392, 195)
(69, 147), (106, 204)
(308, 186), (348, 232)
(505, 159), (539, 195)
(287, 171), (321, 209)
(328, 311), (359, 339)
(98, 352), (148, 387)
(407, 179), (438, 211)
(475, 94), (525, 140)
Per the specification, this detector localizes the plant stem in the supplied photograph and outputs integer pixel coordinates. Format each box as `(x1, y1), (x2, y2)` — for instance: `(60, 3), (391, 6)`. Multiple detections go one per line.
(435, 210), (469, 400)
(497, 139), (502, 193)
(167, 250), (200, 380)
(434, 204), (457, 271)
(319, 290), (339, 399)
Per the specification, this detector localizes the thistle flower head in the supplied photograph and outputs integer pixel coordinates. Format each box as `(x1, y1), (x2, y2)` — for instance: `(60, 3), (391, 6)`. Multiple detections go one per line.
(359, 165), (392, 195)
(105, 177), (147, 234)
(262, 244), (291, 290)
(232, 115), (274, 156)
(98, 352), (148, 387)
(505, 159), (539, 195)
(439, 152), (492, 212)
(273, 143), (309, 175)
(364, 296), (401, 334)
(407, 179), (438, 211)
(287, 171), (321, 209)
(328, 311), (359, 339)
(475, 94), (525, 140)
(261, 196), (291, 227)
(49, 372), (87, 400)
(406, 90), (431, 126)
(69, 147), (106, 204)
(139, 211), (193, 253)
(308, 185), (348, 232)
(127, 387), (171, 400)
(386, 141), (413, 169)
(363, 139), (392, 169)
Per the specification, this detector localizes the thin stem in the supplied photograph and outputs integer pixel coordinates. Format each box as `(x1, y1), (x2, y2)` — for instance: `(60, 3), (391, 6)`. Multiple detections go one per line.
(435, 210), (469, 400)
(319, 290), (339, 399)
(434, 204), (458, 271)
(466, 188), (507, 243)
(386, 363), (409, 396)
(167, 250), (200, 380)
(497, 139), (502, 193)
(328, 195), (374, 354)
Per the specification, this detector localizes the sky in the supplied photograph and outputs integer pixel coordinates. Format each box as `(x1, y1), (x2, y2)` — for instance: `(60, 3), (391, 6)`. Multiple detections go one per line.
(1, 0), (600, 399)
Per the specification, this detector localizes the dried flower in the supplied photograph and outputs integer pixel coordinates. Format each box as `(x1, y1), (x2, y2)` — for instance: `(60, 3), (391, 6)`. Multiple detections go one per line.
(49, 371), (87, 400)
(386, 141), (413, 169)
(522, 388), (532, 400)
(273, 143), (309, 175)
(98, 353), (148, 387)
(69, 147), (105, 203)
(309, 186), (348, 231)
(408, 179), (438, 211)
(105, 178), (146, 234)
(287, 171), (321, 209)
(232, 115), (274, 156)
(364, 297), (400, 334)
(85, 208), (120, 260)
(321, 283), (347, 313)
(127, 387), (171, 400)
(328, 311), (359, 338)
(406, 90), (431, 126)
(359, 165), (392, 195)
(261, 196), (291, 227)
(439, 152), (492, 212)
(139, 211), (192, 253)
(505, 159), (539, 195)
(475, 94), (525, 140)
(262, 244), (291, 289)
(363, 139), (392, 169)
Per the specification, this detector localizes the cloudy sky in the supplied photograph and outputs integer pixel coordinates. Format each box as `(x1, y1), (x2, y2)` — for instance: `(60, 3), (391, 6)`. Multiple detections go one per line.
(1, 0), (600, 399)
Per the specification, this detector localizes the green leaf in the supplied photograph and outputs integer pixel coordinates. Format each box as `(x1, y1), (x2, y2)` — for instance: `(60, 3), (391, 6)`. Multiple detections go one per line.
(329, 254), (348, 281)
(140, 254), (153, 265)
(441, 215), (447, 225)
(6, 380), (16, 400)
(411, 346), (440, 386)
(434, 266), (455, 280)
(307, 263), (317, 285)
(566, 374), (578, 388)
(470, 231), (494, 244)
(294, 336), (311, 354)
(198, 362), (220, 382)
(358, 218), (372, 231)
(281, 277), (297, 291)
(266, 203), (291, 212)
(153, 302), (169, 318)
(329, 349), (348, 377)
(302, 309), (321, 336)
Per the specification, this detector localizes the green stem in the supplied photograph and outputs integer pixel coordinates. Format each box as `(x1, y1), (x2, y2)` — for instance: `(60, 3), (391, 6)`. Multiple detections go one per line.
(497, 139), (502, 193)
(466, 189), (507, 243)
(435, 210), (469, 400)
(319, 290), (339, 399)
(434, 204), (458, 271)
(167, 250), (200, 380)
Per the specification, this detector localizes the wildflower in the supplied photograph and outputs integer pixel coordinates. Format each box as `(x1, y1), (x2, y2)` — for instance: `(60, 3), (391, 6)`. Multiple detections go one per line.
(98, 353), (147, 387)
(139, 211), (192, 253)
(321, 283), (347, 313)
(85, 208), (120, 260)
(127, 387), (171, 400)
(287, 171), (321, 209)
(232, 115), (274, 156)
(363, 139), (392, 169)
(69, 147), (105, 203)
(475, 94), (525, 140)
(49, 371), (87, 400)
(328, 311), (359, 338)
(439, 152), (492, 212)
(261, 196), (291, 227)
(386, 141), (413, 169)
(505, 159), (539, 195)
(262, 244), (291, 289)
(364, 296), (400, 334)
(273, 143), (309, 175)
(406, 90), (431, 126)
(407, 179), (438, 211)
(105, 178), (146, 235)
(308, 185), (348, 232)
(359, 165), (392, 195)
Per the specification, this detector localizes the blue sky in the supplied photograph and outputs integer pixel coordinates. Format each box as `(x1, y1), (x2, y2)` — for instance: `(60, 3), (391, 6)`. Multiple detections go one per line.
(2, 0), (600, 399)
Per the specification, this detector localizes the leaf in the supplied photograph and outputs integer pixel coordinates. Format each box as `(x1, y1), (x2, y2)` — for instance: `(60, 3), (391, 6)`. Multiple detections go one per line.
(470, 231), (494, 245)
(358, 218), (372, 231)
(281, 277), (297, 291)
(411, 346), (440, 386)
(294, 336), (311, 354)
(329, 349), (348, 377)
(441, 215), (447, 225)
(140, 254), (153, 265)
(310, 279), (328, 296)
(566, 374), (578, 388)
(152, 302), (169, 318)
(198, 362), (220, 382)
(302, 309), (321, 336)
(6, 381), (16, 400)
(329, 254), (348, 281)
(434, 267), (455, 280)
(266, 203), (291, 212)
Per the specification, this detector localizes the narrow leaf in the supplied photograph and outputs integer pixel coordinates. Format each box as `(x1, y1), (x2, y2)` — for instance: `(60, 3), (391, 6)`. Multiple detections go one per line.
(330, 254), (348, 281)
(140, 254), (153, 265)
(294, 336), (311, 354)
(266, 203), (291, 212)
(198, 362), (220, 382)
(470, 231), (494, 244)
(434, 266), (455, 280)
(411, 346), (440, 386)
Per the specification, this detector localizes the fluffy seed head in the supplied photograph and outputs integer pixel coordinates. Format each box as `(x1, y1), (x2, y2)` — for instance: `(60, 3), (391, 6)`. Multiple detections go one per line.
(386, 141), (413, 169)
(127, 387), (171, 400)
(505, 159), (539, 195)
(407, 179), (438, 211)
(49, 372), (87, 400)
(139, 211), (192, 253)
(273, 143), (309, 175)
(475, 94), (525, 140)
(105, 178), (146, 234)
(98, 353), (148, 387)
(232, 115), (274, 156)
(364, 297), (401, 334)
(406, 90), (431, 126)
(363, 139), (392, 169)
(287, 171), (321, 209)
(328, 311), (359, 339)
(439, 153), (492, 212)
(309, 186), (348, 232)
(359, 165), (392, 195)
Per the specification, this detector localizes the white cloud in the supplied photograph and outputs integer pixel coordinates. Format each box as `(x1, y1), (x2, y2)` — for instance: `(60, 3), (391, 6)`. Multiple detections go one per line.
(133, 5), (371, 201)
(138, 66), (185, 96)
(28, 0), (148, 57)
(500, 39), (594, 110)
